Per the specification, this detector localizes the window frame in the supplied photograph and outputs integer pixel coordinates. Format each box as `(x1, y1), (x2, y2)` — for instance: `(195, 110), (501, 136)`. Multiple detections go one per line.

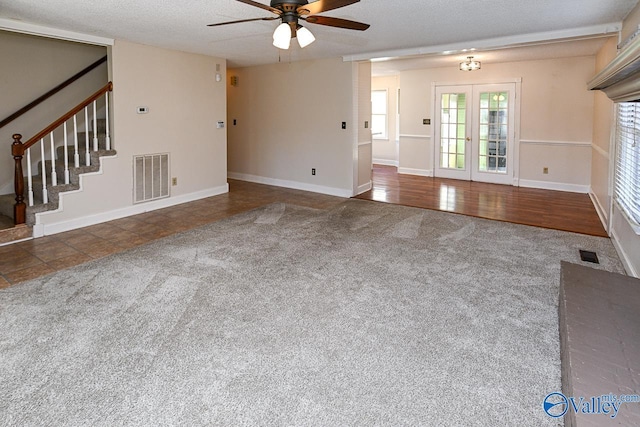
(371, 89), (388, 140)
(614, 102), (640, 235)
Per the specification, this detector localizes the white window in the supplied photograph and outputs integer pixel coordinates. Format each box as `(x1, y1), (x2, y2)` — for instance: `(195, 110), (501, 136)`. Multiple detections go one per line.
(371, 90), (388, 139)
(614, 102), (640, 232)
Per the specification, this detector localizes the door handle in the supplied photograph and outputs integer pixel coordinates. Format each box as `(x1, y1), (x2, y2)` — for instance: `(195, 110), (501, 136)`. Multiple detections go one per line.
(466, 137), (471, 141)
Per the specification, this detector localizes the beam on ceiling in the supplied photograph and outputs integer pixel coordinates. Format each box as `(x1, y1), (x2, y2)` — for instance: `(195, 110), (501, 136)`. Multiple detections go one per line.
(343, 22), (622, 62)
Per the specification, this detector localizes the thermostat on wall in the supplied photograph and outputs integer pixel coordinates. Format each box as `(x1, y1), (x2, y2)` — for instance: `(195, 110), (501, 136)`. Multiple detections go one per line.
(137, 106), (149, 114)
(217, 121), (225, 128)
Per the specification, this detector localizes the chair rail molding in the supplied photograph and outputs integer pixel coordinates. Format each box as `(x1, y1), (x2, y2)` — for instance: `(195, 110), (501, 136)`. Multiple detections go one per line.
(399, 134), (431, 139)
(519, 139), (591, 147)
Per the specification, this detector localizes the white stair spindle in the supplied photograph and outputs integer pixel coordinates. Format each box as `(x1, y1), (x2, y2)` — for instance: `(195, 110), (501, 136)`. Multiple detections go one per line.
(49, 132), (58, 186)
(64, 122), (70, 184)
(105, 92), (111, 150)
(26, 148), (33, 206)
(84, 106), (90, 165)
(93, 100), (98, 151)
(73, 114), (80, 168)
(40, 139), (48, 204)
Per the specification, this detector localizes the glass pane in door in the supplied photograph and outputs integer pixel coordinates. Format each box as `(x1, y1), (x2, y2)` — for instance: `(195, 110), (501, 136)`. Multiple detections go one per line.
(478, 92), (508, 173)
(440, 93), (467, 169)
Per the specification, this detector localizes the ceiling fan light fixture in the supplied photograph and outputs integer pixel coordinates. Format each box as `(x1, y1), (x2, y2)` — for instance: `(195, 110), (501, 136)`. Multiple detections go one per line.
(296, 25), (315, 48)
(459, 56), (481, 71)
(273, 22), (292, 50)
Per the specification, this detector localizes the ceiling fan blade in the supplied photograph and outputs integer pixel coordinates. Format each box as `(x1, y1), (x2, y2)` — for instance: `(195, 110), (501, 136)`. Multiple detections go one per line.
(297, 0), (359, 15)
(236, 0), (281, 15)
(304, 15), (369, 31)
(208, 16), (279, 27)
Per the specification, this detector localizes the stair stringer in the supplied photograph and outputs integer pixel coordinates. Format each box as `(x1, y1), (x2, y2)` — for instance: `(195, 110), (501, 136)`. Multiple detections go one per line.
(32, 152), (118, 238)
(32, 151), (230, 238)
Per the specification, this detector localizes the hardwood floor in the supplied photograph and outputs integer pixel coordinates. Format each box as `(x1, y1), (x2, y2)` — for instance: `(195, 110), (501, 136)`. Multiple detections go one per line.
(356, 164), (608, 237)
(0, 170), (608, 288)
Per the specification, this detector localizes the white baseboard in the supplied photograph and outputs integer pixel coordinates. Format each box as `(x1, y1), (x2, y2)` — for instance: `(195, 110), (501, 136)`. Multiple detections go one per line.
(356, 181), (372, 195)
(228, 172), (353, 198)
(610, 228), (639, 278)
(373, 159), (399, 167)
(518, 179), (589, 194)
(398, 167), (433, 177)
(34, 184), (229, 237)
(589, 190), (609, 233)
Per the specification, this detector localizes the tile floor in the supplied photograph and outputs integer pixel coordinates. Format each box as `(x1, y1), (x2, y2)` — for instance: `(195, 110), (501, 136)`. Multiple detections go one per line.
(0, 174), (611, 288)
(0, 180), (344, 288)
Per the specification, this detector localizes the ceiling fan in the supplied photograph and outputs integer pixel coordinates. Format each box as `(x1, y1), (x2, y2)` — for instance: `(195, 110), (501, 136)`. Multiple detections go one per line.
(208, 0), (370, 50)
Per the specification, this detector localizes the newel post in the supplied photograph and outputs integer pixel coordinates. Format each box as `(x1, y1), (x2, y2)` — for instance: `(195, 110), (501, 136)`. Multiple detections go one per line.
(11, 134), (26, 225)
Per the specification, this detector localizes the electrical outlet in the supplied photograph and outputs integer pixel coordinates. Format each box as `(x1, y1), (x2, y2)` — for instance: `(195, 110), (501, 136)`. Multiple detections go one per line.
(172, 177), (178, 186)
(312, 168), (316, 176)
(543, 167), (549, 174)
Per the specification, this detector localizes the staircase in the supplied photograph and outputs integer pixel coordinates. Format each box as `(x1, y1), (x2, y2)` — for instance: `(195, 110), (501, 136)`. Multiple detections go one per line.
(0, 119), (115, 228)
(0, 78), (113, 244)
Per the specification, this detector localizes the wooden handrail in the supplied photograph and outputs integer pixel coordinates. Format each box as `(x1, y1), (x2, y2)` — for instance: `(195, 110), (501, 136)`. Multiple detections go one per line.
(20, 82), (112, 153)
(0, 55), (107, 130)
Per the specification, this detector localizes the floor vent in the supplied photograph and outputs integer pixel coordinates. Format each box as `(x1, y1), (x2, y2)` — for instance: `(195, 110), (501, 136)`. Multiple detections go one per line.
(579, 250), (599, 264)
(134, 153), (170, 203)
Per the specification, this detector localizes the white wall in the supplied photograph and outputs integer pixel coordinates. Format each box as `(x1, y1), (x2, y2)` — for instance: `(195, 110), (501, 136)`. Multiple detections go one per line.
(227, 57), (359, 197)
(356, 62), (372, 194)
(0, 31), (107, 195)
(397, 56), (596, 191)
(34, 40), (228, 235)
(371, 75), (399, 166)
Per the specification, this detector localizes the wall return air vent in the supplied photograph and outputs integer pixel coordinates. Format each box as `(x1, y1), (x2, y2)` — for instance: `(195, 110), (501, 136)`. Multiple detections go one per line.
(133, 153), (170, 203)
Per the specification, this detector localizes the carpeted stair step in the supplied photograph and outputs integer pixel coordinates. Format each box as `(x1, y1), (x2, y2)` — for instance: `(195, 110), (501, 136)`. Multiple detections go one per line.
(55, 140), (108, 165)
(74, 132), (108, 149)
(0, 119), (112, 229)
(22, 182), (80, 226)
(1, 149), (117, 226)
(32, 149), (116, 196)
(62, 149), (115, 180)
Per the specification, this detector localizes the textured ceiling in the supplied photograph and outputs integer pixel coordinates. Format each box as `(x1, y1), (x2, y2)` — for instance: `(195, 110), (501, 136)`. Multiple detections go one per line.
(0, 0), (638, 68)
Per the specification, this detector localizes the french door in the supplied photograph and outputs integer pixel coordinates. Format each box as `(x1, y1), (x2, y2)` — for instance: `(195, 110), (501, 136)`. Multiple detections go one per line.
(434, 83), (516, 185)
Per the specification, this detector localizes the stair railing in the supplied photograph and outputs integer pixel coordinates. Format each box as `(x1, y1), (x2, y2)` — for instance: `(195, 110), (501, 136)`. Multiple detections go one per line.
(11, 82), (113, 225)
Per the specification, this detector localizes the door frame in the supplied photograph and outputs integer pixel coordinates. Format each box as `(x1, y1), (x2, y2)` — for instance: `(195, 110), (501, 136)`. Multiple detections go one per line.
(431, 78), (522, 186)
